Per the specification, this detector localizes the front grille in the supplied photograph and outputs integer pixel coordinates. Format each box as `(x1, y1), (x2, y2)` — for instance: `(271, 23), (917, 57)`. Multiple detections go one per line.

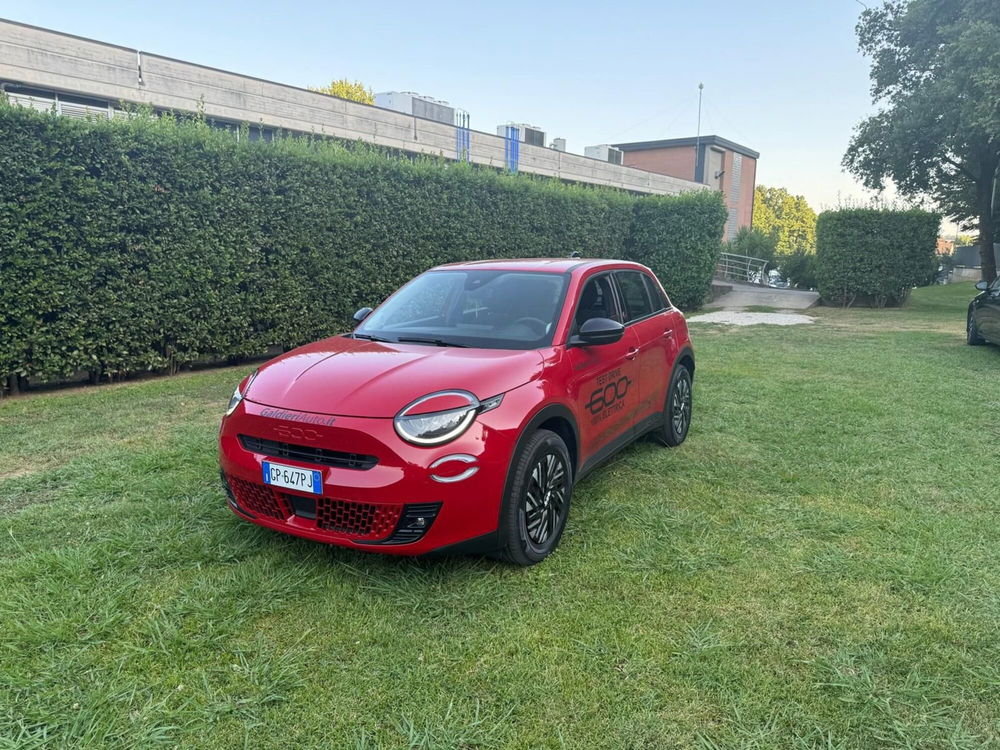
(239, 435), (377, 470)
(306, 496), (403, 539)
(229, 477), (289, 520)
(226, 474), (435, 545)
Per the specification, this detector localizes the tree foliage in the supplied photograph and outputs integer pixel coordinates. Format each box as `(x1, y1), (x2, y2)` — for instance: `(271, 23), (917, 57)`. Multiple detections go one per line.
(843, 0), (1000, 281)
(0, 104), (726, 387)
(309, 78), (375, 105)
(751, 186), (817, 255)
(725, 226), (777, 267)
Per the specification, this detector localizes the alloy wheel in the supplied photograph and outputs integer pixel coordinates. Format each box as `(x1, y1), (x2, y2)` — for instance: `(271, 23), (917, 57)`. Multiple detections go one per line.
(521, 452), (568, 548)
(672, 375), (692, 437)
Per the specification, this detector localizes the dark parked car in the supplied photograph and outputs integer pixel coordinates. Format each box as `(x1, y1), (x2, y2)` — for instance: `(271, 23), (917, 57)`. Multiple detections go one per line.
(968, 278), (1000, 345)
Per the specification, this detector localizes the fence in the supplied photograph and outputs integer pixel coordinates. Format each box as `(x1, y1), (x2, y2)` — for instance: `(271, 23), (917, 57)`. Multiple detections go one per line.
(715, 252), (769, 285)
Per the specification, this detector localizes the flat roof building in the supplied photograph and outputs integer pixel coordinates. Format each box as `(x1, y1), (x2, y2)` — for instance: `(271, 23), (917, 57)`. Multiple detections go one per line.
(0, 18), (705, 199)
(614, 136), (759, 240)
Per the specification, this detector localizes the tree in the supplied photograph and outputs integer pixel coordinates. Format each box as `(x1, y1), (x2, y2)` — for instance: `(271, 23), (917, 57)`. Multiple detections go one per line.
(843, 0), (1000, 281)
(726, 226), (777, 264)
(751, 186), (817, 255)
(309, 79), (374, 105)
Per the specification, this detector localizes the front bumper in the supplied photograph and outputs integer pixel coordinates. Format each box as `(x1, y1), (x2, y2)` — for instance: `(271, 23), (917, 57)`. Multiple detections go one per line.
(218, 396), (523, 556)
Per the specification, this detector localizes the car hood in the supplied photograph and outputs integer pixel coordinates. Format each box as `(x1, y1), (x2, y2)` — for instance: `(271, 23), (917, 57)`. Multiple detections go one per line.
(245, 336), (544, 418)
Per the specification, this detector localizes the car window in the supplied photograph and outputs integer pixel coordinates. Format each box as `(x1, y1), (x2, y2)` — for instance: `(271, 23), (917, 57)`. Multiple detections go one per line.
(356, 270), (568, 350)
(642, 274), (670, 311)
(615, 271), (655, 322)
(573, 274), (621, 332)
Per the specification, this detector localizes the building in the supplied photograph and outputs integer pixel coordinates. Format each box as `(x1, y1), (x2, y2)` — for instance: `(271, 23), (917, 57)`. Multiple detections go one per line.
(0, 18), (705, 199)
(613, 136), (759, 240)
(953, 244), (1000, 282)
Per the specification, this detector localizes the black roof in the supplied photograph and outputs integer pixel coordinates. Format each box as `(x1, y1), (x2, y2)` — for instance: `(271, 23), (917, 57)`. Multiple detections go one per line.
(613, 135), (759, 160)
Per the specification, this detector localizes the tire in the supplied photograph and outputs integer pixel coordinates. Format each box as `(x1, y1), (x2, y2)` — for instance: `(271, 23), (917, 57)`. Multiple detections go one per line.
(496, 429), (572, 566)
(658, 364), (692, 447)
(967, 312), (985, 346)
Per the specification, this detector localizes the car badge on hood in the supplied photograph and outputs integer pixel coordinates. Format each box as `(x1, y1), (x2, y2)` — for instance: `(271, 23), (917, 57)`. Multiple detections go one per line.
(259, 407), (336, 426)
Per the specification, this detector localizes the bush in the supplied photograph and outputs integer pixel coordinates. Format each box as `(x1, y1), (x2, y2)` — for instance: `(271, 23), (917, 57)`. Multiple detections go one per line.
(725, 226), (777, 267)
(628, 191), (727, 310)
(777, 250), (819, 289)
(815, 208), (940, 307)
(0, 105), (726, 385)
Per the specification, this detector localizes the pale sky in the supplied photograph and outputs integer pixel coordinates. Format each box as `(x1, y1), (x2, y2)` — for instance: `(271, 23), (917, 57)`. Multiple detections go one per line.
(4, 0), (909, 220)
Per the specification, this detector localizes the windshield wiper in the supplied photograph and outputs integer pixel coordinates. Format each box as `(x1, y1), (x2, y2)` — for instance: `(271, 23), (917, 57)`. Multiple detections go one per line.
(351, 333), (392, 343)
(395, 336), (468, 348)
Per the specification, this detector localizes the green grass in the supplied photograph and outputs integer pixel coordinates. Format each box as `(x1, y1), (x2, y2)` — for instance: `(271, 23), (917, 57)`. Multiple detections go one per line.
(2, 282), (999, 748)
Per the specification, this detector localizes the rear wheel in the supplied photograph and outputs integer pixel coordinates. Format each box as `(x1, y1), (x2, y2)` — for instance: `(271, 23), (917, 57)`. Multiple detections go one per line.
(968, 312), (985, 345)
(497, 429), (572, 566)
(658, 364), (692, 447)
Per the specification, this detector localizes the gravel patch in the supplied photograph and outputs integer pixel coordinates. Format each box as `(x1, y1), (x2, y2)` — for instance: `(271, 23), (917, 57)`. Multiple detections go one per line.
(687, 311), (815, 326)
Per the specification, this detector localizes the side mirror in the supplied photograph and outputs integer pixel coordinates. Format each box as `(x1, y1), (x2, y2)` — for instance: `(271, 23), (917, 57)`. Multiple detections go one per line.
(975, 281), (990, 292)
(572, 317), (625, 346)
(353, 307), (373, 323)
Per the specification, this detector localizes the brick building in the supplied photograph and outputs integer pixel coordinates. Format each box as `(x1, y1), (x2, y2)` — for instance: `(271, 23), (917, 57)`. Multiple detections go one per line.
(613, 135), (759, 240)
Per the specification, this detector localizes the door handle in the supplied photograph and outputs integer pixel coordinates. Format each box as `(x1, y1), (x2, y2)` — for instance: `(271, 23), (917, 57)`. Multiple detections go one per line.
(662, 329), (675, 338)
(625, 347), (639, 360)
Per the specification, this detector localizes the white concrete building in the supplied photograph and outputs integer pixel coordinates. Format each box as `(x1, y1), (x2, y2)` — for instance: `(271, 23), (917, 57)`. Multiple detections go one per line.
(0, 18), (705, 198)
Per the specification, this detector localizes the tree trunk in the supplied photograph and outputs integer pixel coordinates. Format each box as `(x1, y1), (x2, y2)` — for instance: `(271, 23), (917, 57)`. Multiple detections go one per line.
(979, 169), (998, 282)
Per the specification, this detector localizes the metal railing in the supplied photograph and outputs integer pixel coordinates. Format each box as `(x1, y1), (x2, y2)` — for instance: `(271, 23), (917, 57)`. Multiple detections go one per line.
(716, 252), (769, 285)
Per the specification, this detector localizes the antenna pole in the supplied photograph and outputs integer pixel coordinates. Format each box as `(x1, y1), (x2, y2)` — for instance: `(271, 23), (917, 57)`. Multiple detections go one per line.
(695, 83), (704, 182)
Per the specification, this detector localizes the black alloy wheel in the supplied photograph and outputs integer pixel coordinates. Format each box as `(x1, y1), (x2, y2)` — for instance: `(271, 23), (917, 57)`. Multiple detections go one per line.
(497, 429), (573, 565)
(968, 313), (985, 346)
(521, 451), (569, 550)
(659, 364), (692, 447)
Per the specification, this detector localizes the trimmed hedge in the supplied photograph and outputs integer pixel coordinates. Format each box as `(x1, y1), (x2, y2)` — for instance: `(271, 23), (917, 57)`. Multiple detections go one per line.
(0, 104), (726, 385)
(815, 208), (940, 307)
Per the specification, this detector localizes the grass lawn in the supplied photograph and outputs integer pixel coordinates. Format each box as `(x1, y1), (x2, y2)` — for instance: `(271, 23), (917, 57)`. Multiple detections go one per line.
(2, 282), (999, 748)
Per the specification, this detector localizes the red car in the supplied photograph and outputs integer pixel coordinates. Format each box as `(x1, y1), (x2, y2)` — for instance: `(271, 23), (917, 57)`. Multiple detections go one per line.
(219, 259), (695, 565)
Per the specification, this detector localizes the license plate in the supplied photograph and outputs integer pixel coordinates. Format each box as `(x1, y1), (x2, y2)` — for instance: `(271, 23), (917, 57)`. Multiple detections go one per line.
(261, 461), (322, 494)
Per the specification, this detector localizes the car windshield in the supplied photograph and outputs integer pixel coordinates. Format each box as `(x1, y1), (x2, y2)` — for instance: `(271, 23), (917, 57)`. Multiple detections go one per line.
(355, 270), (569, 349)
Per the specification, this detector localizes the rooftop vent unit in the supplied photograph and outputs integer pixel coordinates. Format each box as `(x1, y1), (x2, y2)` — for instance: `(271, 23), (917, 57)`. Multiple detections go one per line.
(550, 138), (567, 152)
(497, 123), (546, 148)
(375, 91), (455, 126)
(585, 144), (623, 165)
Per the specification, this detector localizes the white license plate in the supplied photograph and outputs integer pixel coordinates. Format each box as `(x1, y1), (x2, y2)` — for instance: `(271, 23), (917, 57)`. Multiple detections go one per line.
(261, 461), (322, 494)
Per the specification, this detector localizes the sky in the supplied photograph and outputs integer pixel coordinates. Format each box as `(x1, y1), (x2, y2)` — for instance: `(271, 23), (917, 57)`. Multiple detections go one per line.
(3, 0), (891, 217)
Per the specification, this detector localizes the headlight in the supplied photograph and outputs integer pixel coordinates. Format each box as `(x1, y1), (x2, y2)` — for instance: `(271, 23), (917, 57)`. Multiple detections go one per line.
(394, 390), (503, 446)
(225, 370), (258, 417)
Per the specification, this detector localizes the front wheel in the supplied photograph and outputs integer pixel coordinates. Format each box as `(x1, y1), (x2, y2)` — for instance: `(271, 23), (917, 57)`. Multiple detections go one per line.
(658, 364), (692, 447)
(497, 429), (572, 566)
(968, 313), (985, 346)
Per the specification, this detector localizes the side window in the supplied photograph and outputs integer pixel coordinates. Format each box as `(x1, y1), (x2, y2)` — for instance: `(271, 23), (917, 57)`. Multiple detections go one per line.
(615, 271), (654, 322)
(573, 275), (621, 331)
(642, 274), (670, 311)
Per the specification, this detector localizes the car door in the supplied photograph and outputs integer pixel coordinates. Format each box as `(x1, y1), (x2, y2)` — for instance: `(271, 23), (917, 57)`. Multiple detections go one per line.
(612, 270), (676, 429)
(565, 272), (641, 464)
(978, 277), (1000, 343)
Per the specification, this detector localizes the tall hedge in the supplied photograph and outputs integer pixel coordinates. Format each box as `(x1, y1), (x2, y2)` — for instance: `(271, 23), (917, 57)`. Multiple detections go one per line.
(0, 104), (725, 385)
(815, 208), (940, 307)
